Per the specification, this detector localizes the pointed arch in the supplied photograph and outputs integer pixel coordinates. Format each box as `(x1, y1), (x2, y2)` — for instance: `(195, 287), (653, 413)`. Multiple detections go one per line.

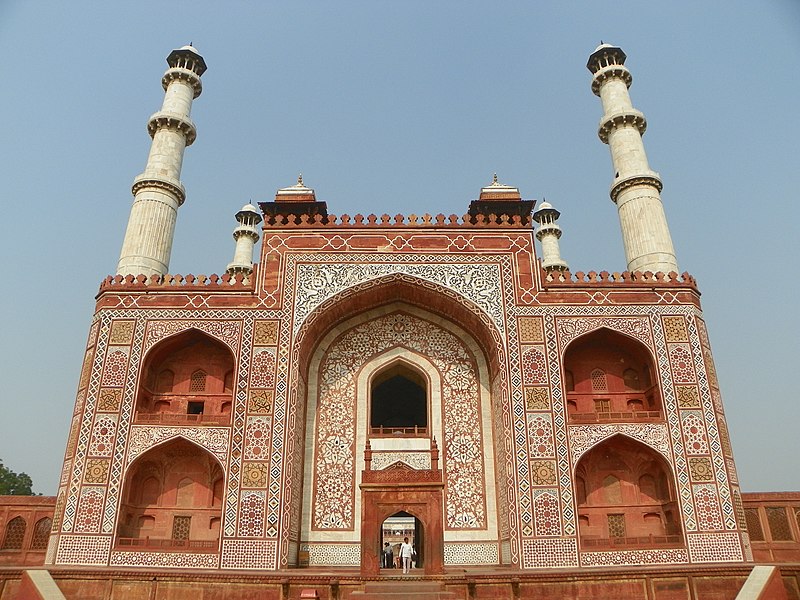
(370, 357), (429, 433)
(1, 516), (26, 550)
(295, 301), (503, 568)
(570, 429), (673, 466)
(116, 437), (225, 550)
(293, 274), (505, 377)
(563, 327), (662, 422)
(281, 270), (512, 569)
(574, 434), (683, 550)
(135, 329), (235, 425)
(31, 517), (52, 550)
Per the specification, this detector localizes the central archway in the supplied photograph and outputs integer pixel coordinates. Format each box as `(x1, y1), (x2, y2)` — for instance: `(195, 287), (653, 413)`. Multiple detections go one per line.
(296, 299), (503, 569)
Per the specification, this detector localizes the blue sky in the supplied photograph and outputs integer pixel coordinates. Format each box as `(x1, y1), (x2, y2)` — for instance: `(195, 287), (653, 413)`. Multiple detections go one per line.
(0, 2), (798, 494)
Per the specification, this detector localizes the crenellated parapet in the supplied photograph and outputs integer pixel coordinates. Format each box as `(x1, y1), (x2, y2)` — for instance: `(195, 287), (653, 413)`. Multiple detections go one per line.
(542, 268), (697, 290)
(261, 212), (533, 228)
(98, 271), (255, 293)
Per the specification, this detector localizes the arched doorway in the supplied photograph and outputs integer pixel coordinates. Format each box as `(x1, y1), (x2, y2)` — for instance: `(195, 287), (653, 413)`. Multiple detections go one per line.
(381, 511), (423, 569)
(297, 298), (503, 570)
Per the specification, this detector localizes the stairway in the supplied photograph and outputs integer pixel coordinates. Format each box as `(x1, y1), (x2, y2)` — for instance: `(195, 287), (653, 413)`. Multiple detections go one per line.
(350, 580), (457, 599)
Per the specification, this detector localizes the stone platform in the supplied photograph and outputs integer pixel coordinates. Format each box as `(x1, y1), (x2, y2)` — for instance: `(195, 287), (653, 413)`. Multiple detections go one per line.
(1, 564), (798, 599)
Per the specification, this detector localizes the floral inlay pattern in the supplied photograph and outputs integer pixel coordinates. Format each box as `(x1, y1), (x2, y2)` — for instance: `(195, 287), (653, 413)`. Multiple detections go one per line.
(312, 312), (486, 530)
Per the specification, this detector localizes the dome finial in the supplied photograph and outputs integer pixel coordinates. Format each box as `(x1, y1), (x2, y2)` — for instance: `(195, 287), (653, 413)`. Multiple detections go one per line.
(297, 173), (304, 186)
(492, 173), (498, 184)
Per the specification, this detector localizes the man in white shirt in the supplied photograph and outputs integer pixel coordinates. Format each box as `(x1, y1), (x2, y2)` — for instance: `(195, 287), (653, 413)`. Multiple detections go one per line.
(399, 536), (414, 574)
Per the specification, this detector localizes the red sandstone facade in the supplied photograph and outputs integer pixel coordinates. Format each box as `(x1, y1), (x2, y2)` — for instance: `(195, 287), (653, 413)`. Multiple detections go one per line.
(2, 43), (796, 600)
(27, 175), (753, 575)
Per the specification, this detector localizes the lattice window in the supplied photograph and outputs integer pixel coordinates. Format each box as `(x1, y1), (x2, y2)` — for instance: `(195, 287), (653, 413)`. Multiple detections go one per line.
(189, 370), (207, 392)
(594, 398), (611, 413)
(590, 369), (608, 392)
(745, 508), (764, 541)
(30, 517), (52, 550)
(766, 507), (793, 541)
(608, 514), (626, 538)
(623, 368), (640, 390)
(172, 516), (191, 541)
(1, 516), (26, 549)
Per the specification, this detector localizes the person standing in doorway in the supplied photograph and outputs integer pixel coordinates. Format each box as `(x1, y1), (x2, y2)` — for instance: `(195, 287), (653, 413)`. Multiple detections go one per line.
(400, 536), (414, 574)
(382, 542), (393, 568)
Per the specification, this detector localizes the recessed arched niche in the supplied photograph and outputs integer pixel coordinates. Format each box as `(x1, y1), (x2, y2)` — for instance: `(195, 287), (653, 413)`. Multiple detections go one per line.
(563, 328), (662, 423)
(135, 329), (235, 425)
(575, 435), (683, 550)
(116, 438), (224, 551)
(370, 361), (429, 437)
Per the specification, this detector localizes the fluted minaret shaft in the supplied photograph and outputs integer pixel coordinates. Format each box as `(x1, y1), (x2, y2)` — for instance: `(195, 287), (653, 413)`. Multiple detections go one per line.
(117, 45), (207, 276)
(588, 45), (678, 274)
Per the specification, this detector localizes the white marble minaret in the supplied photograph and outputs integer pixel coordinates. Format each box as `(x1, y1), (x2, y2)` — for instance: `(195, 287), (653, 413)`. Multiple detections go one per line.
(587, 44), (678, 274)
(226, 203), (262, 275)
(533, 200), (569, 271)
(117, 45), (207, 276)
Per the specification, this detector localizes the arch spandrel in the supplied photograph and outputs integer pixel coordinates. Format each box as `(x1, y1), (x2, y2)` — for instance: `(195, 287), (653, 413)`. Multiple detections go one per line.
(125, 427), (230, 469)
(568, 426), (672, 466)
(293, 267), (506, 344)
(292, 273), (507, 378)
(142, 322), (242, 356)
(557, 318), (653, 355)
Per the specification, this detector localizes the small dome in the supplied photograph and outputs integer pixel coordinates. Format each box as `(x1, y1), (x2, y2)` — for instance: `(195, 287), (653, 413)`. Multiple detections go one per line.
(593, 42), (615, 53)
(538, 201), (553, 210)
(239, 203), (259, 213)
(179, 44), (200, 54)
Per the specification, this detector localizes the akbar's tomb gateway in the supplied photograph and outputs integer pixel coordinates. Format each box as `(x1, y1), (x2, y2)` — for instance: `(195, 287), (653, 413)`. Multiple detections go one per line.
(3, 43), (794, 600)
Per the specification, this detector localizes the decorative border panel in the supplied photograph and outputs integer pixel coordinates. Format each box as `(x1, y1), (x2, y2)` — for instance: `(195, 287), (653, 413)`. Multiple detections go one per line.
(109, 550), (219, 569)
(581, 548), (689, 567)
(56, 534), (112, 566)
(521, 538), (578, 569)
(444, 542), (500, 565)
(686, 532), (744, 563)
(221, 539), (277, 569)
(301, 542), (360, 566)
